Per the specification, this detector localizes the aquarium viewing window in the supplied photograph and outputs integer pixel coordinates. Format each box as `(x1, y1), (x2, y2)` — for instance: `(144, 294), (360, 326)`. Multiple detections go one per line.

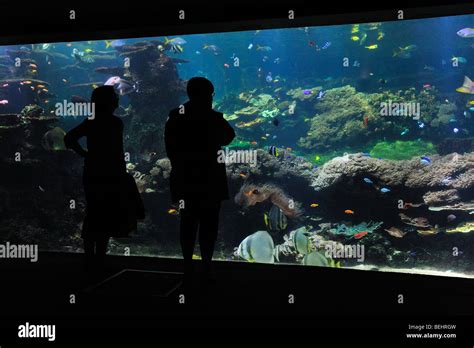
(2, 11), (474, 279)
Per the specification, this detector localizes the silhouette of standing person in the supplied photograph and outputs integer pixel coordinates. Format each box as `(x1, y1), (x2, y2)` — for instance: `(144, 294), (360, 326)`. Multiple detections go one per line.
(165, 77), (235, 283)
(65, 86), (143, 275)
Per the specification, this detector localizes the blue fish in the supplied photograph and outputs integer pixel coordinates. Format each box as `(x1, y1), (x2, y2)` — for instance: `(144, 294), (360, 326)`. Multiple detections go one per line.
(363, 178), (373, 184)
(380, 187), (391, 193)
(418, 121), (425, 128)
(317, 90), (325, 99)
(420, 156), (431, 165)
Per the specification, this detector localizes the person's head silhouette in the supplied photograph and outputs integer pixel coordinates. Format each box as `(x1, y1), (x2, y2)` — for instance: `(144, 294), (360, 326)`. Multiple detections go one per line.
(91, 85), (119, 116)
(186, 77), (214, 108)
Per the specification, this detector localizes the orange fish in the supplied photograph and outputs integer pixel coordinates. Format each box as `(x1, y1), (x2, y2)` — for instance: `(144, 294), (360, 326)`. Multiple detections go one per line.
(354, 231), (368, 239)
(239, 172), (247, 178)
(344, 209), (355, 214)
(250, 141), (258, 145)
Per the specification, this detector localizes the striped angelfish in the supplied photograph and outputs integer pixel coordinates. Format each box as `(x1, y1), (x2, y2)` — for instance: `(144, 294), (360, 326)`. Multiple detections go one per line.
(264, 204), (288, 232)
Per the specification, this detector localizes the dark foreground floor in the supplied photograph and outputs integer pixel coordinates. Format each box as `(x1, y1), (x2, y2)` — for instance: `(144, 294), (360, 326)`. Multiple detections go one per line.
(1, 252), (473, 345)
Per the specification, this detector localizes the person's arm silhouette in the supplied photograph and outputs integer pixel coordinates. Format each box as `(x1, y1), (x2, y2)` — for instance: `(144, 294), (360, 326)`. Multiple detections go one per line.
(64, 121), (89, 157)
(215, 112), (235, 146)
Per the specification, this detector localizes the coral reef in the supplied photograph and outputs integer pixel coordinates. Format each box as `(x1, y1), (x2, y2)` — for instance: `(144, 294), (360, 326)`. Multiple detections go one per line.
(329, 221), (383, 238)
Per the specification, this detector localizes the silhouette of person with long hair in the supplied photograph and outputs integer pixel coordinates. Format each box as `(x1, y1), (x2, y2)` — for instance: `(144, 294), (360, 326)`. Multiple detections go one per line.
(165, 77), (235, 284)
(65, 86), (143, 276)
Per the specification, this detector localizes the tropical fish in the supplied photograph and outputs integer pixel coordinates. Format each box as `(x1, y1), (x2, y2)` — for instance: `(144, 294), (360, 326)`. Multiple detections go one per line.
(321, 42), (331, 50)
(105, 76), (139, 96)
(203, 44), (221, 55)
(392, 45), (417, 59)
(105, 39), (125, 49)
(302, 251), (329, 267)
(317, 90), (325, 99)
(452, 56), (467, 64)
(293, 227), (311, 255)
(303, 89), (312, 95)
(354, 231), (368, 239)
(0, 99), (8, 105)
(265, 73), (273, 83)
(268, 145), (278, 157)
(237, 230), (276, 263)
(256, 45), (272, 52)
(248, 43), (253, 50)
(384, 227), (406, 238)
(351, 35), (359, 41)
(363, 178), (373, 184)
(456, 76), (474, 94)
(365, 44), (378, 50)
(400, 129), (409, 136)
(447, 214), (456, 222)
(164, 37), (187, 46)
(344, 210), (355, 214)
(310, 203), (319, 208)
(167, 208), (179, 215)
(453, 128), (459, 134)
(264, 205), (288, 232)
(380, 187), (391, 193)
(457, 28), (474, 38)
(420, 156), (431, 165)
(441, 177), (452, 186)
(314, 155), (321, 161)
(377, 31), (385, 40)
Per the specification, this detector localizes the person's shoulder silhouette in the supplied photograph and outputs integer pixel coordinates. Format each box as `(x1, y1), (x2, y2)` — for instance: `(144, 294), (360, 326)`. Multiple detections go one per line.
(165, 77), (235, 203)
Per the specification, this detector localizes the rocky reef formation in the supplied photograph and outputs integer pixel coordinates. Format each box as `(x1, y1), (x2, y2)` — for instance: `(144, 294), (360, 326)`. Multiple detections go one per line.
(0, 107), (83, 251)
(108, 41), (187, 158)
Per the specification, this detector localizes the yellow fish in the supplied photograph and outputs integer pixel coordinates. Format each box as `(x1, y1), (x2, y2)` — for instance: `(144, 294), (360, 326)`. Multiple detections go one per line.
(468, 100), (474, 105)
(377, 32), (385, 41)
(351, 35), (360, 41)
(351, 24), (359, 34)
(84, 48), (93, 53)
(167, 208), (179, 215)
(310, 203), (319, 208)
(314, 155), (321, 161)
(92, 84), (99, 89)
(365, 44), (378, 50)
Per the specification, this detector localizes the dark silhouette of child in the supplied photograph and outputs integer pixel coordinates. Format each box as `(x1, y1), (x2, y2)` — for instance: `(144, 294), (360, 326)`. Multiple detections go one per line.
(165, 77), (235, 283)
(64, 86), (142, 274)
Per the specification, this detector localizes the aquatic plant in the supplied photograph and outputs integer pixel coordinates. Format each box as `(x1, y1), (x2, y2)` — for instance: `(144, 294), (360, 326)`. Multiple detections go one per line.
(369, 140), (436, 160)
